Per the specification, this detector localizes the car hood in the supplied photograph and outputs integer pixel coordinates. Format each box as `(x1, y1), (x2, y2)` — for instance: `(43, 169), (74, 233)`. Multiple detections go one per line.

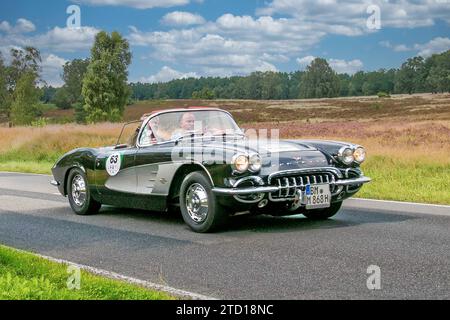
(178, 137), (331, 173)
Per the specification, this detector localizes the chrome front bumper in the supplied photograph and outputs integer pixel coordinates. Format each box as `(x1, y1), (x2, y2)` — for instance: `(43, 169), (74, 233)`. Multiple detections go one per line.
(213, 176), (371, 196)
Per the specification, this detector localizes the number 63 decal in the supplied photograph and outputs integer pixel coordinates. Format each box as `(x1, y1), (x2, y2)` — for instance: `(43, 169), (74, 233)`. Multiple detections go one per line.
(106, 153), (122, 176)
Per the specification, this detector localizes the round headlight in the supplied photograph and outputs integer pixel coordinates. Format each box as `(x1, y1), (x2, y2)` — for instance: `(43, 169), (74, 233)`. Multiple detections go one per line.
(232, 154), (249, 173)
(353, 147), (366, 163)
(339, 147), (354, 165)
(249, 154), (262, 172)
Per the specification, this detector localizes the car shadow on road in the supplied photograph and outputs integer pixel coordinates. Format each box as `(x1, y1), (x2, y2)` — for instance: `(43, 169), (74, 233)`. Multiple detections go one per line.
(222, 208), (418, 234)
(97, 205), (418, 234)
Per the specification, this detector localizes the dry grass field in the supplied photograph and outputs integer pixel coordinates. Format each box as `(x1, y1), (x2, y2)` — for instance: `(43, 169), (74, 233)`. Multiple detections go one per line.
(1, 93), (449, 204)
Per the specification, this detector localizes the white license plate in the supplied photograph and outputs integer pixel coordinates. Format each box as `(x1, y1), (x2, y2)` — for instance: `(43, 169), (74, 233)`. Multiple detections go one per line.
(305, 184), (331, 209)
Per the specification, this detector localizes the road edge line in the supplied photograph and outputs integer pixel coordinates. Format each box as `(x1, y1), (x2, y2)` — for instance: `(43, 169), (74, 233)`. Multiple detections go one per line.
(344, 198), (450, 216)
(30, 251), (218, 300)
(2, 171), (449, 214)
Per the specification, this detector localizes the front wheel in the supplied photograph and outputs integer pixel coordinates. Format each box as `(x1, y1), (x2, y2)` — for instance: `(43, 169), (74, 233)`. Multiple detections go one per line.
(67, 168), (101, 216)
(302, 202), (343, 220)
(179, 171), (228, 233)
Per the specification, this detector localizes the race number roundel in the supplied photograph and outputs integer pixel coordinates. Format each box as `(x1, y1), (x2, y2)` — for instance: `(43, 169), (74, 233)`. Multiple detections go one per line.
(106, 153), (122, 176)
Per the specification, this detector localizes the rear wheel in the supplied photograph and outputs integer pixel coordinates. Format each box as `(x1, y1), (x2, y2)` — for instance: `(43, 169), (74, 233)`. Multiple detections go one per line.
(67, 168), (101, 216)
(179, 171), (228, 233)
(302, 202), (343, 220)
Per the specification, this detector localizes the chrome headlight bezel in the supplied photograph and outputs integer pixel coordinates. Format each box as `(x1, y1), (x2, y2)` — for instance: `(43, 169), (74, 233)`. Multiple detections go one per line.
(231, 154), (249, 173)
(353, 146), (366, 164)
(248, 154), (262, 172)
(337, 146), (355, 166)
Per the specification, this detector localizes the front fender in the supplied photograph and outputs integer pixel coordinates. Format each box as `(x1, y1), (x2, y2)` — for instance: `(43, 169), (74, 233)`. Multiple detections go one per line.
(51, 148), (97, 196)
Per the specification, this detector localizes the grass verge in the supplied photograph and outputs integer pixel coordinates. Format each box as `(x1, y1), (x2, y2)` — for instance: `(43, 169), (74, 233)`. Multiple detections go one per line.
(0, 161), (53, 175)
(0, 245), (176, 300)
(357, 156), (450, 205)
(0, 157), (448, 205)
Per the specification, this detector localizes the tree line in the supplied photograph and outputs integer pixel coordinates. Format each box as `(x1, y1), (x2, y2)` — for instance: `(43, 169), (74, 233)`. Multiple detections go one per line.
(128, 51), (449, 101)
(1, 31), (449, 126)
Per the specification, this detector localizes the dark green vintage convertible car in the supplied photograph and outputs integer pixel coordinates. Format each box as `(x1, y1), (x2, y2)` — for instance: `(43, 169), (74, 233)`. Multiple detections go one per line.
(51, 107), (371, 233)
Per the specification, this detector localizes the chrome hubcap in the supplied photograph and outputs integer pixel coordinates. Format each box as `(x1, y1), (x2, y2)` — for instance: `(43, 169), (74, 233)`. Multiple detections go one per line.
(185, 183), (209, 223)
(71, 174), (87, 207)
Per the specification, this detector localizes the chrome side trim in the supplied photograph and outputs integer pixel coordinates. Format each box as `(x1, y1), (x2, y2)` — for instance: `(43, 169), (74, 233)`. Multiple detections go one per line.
(213, 186), (279, 195)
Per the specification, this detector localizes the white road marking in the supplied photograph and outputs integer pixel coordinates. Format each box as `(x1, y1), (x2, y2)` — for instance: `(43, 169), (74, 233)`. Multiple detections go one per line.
(0, 171), (52, 177)
(0, 195), (64, 212)
(2, 171), (449, 217)
(30, 251), (217, 300)
(344, 198), (450, 217)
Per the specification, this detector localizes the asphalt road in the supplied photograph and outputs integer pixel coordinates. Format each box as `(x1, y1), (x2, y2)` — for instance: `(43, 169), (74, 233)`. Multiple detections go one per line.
(0, 171), (449, 299)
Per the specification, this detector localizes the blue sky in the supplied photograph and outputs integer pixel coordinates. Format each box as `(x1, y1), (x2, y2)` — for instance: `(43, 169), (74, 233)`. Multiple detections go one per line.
(1, 0), (449, 86)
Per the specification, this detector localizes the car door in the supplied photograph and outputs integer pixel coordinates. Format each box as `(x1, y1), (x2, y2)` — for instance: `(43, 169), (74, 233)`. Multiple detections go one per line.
(93, 121), (142, 207)
(94, 146), (138, 206)
(95, 147), (138, 193)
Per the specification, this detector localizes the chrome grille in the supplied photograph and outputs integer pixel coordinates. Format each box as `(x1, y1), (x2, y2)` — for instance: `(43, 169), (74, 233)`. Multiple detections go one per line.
(269, 172), (338, 201)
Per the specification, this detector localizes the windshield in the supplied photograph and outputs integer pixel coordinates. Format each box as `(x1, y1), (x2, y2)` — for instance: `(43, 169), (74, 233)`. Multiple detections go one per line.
(139, 110), (242, 145)
(116, 120), (142, 147)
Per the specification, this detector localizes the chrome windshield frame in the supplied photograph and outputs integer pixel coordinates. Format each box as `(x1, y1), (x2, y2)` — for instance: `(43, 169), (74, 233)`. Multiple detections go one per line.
(136, 108), (243, 148)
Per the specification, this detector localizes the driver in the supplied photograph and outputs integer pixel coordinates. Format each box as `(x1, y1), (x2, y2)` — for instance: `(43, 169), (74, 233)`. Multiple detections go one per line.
(171, 112), (196, 140)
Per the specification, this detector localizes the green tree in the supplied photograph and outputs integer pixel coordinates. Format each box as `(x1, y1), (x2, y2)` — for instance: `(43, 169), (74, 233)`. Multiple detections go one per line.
(1, 47), (41, 124)
(348, 71), (366, 96)
(338, 74), (351, 96)
(427, 67), (450, 93)
(10, 72), (41, 125)
(41, 86), (57, 103)
(62, 59), (89, 104)
(395, 56), (426, 94)
(82, 31), (132, 123)
(192, 87), (215, 99)
(51, 87), (72, 109)
(425, 50), (450, 93)
(300, 58), (340, 98)
(7, 47), (41, 91)
(0, 54), (10, 121)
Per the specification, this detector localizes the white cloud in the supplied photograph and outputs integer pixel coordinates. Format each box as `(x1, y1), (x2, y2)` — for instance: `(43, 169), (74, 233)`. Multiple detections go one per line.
(297, 56), (363, 74)
(41, 54), (68, 87)
(379, 41), (411, 52)
(329, 58), (363, 74)
(257, 0), (450, 34)
(0, 45), (19, 63)
(129, 13), (320, 76)
(161, 11), (206, 26)
(72, 0), (191, 9)
(380, 37), (450, 57)
(140, 66), (198, 83)
(296, 55), (315, 67)
(415, 37), (450, 57)
(0, 26), (100, 52)
(126, 0), (450, 78)
(393, 44), (411, 52)
(33, 26), (100, 52)
(0, 18), (36, 34)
